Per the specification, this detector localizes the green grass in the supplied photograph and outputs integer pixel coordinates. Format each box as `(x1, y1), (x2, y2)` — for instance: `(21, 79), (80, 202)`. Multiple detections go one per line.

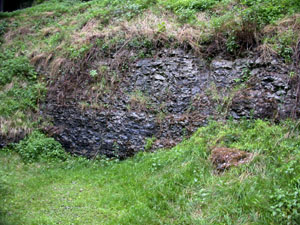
(1, 120), (300, 224)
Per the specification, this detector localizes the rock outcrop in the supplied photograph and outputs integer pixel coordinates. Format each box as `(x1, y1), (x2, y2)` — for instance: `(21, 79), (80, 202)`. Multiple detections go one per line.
(43, 49), (298, 158)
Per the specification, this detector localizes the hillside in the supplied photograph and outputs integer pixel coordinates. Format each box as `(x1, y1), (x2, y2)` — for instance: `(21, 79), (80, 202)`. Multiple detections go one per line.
(1, 121), (300, 224)
(1, 0), (300, 224)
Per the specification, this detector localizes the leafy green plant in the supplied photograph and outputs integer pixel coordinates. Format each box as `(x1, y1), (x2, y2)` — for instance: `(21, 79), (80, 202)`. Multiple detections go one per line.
(263, 29), (295, 62)
(89, 69), (98, 78)
(144, 136), (156, 151)
(271, 187), (300, 225)
(289, 71), (296, 78)
(226, 34), (239, 54)
(157, 21), (166, 33)
(160, 0), (218, 12)
(241, 67), (251, 82)
(157, 0), (219, 23)
(13, 131), (67, 162)
(176, 7), (196, 23)
(240, 0), (300, 27)
(276, 30), (294, 62)
(67, 43), (92, 59)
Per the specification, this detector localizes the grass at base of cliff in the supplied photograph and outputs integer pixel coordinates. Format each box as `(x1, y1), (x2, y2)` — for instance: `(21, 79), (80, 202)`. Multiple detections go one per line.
(1, 119), (300, 225)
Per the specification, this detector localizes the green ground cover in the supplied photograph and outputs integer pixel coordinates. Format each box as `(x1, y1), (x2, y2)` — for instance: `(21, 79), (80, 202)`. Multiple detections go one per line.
(1, 120), (300, 224)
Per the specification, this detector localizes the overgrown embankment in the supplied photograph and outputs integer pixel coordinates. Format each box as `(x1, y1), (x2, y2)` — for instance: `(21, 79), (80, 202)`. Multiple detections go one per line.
(1, 1), (300, 223)
(1, 0), (300, 157)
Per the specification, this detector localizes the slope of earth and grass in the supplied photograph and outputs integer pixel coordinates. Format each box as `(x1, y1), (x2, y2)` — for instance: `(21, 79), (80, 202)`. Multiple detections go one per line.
(1, 120), (300, 224)
(1, 0), (300, 224)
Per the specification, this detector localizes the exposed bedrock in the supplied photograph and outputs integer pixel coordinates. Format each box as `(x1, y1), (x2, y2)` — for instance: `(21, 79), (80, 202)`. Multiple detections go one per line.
(44, 49), (298, 158)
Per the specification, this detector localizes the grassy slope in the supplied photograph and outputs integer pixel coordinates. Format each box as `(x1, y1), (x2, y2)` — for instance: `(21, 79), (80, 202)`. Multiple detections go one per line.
(1, 120), (300, 224)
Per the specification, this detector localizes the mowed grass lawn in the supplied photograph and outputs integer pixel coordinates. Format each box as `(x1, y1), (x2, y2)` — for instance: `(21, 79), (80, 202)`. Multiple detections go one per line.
(1, 120), (300, 224)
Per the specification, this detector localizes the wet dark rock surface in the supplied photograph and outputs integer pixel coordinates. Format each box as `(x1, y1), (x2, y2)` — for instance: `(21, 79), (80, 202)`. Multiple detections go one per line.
(228, 58), (296, 119)
(127, 49), (210, 114)
(43, 49), (298, 158)
(0, 135), (9, 148)
(45, 107), (157, 158)
(0, 133), (25, 149)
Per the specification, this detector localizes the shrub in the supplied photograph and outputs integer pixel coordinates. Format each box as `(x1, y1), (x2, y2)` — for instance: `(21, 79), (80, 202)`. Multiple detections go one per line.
(14, 131), (68, 162)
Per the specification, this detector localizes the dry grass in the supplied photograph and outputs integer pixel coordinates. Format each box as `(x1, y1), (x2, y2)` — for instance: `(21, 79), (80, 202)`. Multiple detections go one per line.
(1, 82), (14, 93)
(257, 42), (278, 60)
(71, 19), (102, 46)
(49, 57), (68, 76)
(69, 10), (209, 53)
(0, 115), (32, 139)
(4, 26), (32, 44)
(30, 52), (68, 77)
(259, 14), (300, 59)
(41, 26), (61, 37)
(264, 14), (300, 35)
(115, 10), (207, 51)
(210, 147), (254, 172)
(30, 53), (47, 65)
(43, 11), (55, 17)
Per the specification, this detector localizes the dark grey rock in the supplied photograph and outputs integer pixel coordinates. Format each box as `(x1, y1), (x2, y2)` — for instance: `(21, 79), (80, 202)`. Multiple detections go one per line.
(39, 49), (297, 159)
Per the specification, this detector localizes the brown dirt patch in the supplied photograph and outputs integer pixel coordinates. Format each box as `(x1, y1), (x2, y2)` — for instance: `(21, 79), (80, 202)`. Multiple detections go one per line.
(210, 147), (254, 172)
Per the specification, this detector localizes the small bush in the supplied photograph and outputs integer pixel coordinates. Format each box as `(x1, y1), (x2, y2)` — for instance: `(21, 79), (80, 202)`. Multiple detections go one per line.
(14, 131), (67, 162)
